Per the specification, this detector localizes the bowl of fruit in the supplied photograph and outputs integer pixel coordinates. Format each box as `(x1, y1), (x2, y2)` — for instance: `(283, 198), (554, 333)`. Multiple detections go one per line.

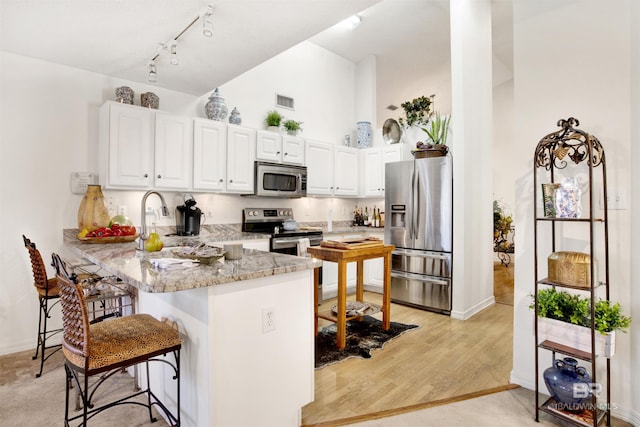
(77, 215), (138, 243)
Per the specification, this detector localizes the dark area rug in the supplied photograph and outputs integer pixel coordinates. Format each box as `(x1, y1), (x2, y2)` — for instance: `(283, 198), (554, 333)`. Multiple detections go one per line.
(315, 315), (419, 369)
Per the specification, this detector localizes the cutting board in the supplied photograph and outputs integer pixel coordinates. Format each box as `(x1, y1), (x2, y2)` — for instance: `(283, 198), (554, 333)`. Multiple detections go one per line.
(320, 238), (384, 250)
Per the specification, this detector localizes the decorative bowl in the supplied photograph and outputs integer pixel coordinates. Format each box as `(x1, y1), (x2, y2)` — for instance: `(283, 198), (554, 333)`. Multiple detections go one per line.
(172, 246), (225, 265)
(282, 220), (297, 231)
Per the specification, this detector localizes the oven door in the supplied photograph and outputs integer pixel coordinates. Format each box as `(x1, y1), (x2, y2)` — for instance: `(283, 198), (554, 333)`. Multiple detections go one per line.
(270, 234), (322, 255)
(254, 162), (307, 198)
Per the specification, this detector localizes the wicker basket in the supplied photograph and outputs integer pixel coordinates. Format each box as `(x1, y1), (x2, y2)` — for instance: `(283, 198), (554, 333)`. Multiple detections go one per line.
(547, 251), (591, 288)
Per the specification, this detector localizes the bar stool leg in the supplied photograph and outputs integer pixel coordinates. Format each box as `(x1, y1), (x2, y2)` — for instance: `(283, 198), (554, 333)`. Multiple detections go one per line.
(35, 298), (47, 378)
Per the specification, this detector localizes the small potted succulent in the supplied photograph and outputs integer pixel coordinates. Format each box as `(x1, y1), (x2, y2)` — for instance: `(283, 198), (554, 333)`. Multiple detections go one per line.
(265, 110), (283, 131)
(282, 119), (303, 136)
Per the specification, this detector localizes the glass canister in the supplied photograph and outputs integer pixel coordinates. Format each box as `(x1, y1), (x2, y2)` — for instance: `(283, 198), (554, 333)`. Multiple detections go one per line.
(357, 121), (372, 148)
(205, 88), (228, 121)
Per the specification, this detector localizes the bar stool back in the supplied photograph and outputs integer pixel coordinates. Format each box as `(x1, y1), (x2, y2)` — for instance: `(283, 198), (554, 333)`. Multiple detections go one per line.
(51, 253), (182, 426)
(22, 235), (62, 377)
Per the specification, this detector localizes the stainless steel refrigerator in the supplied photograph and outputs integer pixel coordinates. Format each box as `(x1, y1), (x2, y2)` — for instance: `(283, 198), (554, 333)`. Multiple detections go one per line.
(384, 156), (453, 314)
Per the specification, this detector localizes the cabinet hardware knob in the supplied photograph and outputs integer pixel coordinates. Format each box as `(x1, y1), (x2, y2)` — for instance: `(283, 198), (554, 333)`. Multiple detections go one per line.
(229, 179), (233, 183)
(157, 174), (162, 179)
(144, 174), (148, 178)
(276, 151), (280, 155)
(219, 179), (223, 182)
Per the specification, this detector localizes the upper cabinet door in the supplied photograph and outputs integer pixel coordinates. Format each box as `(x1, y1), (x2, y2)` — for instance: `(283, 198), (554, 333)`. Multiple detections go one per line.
(281, 135), (305, 165)
(360, 148), (383, 197)
(193, 119), (226, 191)
(334, 146), (358, 196)
(154, 113), (193, 190)
(256, 131), (282, 163)
(305, 140), (334, 196)
(100, 102), (153, 189)
(226, 125), (256, 193)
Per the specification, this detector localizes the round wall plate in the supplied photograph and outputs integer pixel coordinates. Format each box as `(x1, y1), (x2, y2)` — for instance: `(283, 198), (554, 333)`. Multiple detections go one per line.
(382, 118), (402, 144)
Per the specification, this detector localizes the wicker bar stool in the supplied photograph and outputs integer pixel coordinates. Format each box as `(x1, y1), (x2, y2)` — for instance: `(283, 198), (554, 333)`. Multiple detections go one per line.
(23, 235), (63, 378)
(51, 253), (182, 426)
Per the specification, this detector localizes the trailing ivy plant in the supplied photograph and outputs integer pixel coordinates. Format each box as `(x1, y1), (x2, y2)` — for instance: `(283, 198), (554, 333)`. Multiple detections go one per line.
(398, 96), (432, 128)
(530, 288), (631, 334)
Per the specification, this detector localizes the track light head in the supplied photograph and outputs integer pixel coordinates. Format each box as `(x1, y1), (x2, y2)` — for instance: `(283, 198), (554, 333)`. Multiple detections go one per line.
(148, 62), (157, 83)
(169, 42), (179, 66)
(203, 5), (214, 37)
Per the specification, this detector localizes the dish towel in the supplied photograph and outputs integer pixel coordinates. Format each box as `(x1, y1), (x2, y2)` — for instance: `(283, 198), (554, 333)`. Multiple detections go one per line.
(297, 238), (310, 257)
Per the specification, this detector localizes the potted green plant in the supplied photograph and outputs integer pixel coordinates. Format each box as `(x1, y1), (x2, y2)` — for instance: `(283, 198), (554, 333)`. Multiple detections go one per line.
(282, 119), (303, 136)
(421, 112), (451, 150)
(530, 288), (631, 357)
(493, 200), (514, 253)
(398, 95), (432, 128)
(265, 110), (283, 131)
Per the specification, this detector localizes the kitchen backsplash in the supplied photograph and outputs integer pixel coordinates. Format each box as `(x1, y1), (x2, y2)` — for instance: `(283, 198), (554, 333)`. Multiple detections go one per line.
(99, 190), (384, 228)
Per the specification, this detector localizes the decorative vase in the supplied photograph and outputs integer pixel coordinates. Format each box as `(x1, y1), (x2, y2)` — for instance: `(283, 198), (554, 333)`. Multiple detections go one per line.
(267, 126), (280, 132)
(229, 107), (242, 125)
(140, 92), (159, 109)
(543, 357), (592, 410)
(77, 185), (110, 232)
(357, 121), (372, 148)
(205, 88), (228, 121)
(115, 86), (134, 104)
(287, 130), (298, 136)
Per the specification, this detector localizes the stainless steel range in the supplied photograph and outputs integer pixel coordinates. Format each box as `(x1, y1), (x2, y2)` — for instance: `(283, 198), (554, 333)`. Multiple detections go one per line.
(241, 208), (323, 256)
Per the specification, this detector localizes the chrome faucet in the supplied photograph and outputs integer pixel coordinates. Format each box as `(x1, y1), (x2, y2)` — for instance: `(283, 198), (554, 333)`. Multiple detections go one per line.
(138, 190), (170, 251)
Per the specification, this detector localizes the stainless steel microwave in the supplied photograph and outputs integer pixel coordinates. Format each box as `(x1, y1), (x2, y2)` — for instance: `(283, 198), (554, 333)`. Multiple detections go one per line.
(251, 161), (307, 198)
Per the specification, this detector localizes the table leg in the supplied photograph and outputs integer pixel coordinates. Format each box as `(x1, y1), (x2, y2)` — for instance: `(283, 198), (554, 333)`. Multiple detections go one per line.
(356, 260), (364, 301)
(313, 267), (320, 336)
(337, 260), (347, 349)
(382, 252), (391, 330)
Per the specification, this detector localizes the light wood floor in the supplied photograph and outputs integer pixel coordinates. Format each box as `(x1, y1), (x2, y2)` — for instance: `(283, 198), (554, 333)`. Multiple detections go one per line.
(301, 262), (515, 426)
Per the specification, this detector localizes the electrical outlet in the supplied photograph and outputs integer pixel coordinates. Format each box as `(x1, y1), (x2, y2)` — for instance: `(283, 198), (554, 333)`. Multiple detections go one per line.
(262, 307), (275, 333)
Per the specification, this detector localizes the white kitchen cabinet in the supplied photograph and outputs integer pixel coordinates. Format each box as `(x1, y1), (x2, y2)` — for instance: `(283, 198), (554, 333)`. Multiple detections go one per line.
(305, 139), (334, 195)
(226, 125), (256, 193)
(193, 119), (226, 191)
(99, 101), (153, 189)
(281, 135), (305, 165)
(154, 112), (193, 190)
(334, 146), (358, 196)
(256, 131), (305, 165)
(360, 148), (383, 197)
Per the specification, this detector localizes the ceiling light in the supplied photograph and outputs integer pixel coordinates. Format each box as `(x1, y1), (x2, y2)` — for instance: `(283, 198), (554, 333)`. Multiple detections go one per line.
(346, 15), (362, 30)
(169, 42), (179, 66)
(202, 5), (214, 37)
(148, 63), (157, 83)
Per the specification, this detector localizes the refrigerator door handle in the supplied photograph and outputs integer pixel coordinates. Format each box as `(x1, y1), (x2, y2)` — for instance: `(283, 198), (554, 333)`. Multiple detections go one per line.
(411, 166), (418, 240)
(391, 270), (450, 286)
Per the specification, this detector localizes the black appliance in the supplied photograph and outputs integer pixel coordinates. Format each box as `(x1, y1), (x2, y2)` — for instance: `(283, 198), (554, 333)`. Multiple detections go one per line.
(241, 207), (322, 255)
(175, 195), (203, 236)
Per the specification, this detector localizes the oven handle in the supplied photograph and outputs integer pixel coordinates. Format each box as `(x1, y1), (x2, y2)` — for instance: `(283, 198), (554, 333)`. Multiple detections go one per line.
(271, 236), (322, 250)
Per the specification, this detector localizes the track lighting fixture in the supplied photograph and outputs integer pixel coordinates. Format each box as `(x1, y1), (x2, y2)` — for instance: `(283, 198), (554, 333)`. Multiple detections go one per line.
(346, 15), (362, 30)
(203, 5), (214, 37)
(144, 4), (213, 82)
(148, 62), (157, 83)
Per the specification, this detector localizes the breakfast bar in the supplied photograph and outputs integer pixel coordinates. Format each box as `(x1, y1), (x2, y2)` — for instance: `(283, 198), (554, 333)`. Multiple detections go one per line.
(307, 242), (395, 349)
(63, 229), (319, 427)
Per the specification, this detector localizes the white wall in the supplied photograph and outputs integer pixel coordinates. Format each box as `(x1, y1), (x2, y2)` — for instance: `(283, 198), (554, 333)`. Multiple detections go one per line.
(0, 42), (376, 355)
(510, 0), (636, 423)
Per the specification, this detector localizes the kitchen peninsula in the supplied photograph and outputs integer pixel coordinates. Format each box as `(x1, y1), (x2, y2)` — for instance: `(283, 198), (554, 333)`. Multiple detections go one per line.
(63, 229), (318, 427)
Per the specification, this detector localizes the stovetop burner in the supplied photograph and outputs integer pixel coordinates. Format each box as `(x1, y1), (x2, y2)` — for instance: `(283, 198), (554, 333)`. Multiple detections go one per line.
(241, 207), (322, 238)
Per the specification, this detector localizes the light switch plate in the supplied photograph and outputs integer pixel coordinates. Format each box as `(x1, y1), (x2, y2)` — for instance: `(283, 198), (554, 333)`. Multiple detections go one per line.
(70, 172), (98, 194)
(600, 187), (627, 210)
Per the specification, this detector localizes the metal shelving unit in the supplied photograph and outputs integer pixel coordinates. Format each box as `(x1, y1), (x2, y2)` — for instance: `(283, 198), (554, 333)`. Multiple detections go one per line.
(533, 117), (610, 427)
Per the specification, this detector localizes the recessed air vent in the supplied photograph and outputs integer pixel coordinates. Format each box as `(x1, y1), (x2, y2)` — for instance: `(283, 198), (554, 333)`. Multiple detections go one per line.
(276, 94), (295, 110)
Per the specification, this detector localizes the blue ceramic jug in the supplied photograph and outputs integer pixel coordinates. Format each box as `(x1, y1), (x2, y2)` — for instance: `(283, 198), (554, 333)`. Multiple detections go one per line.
(543, 357), (592, 411)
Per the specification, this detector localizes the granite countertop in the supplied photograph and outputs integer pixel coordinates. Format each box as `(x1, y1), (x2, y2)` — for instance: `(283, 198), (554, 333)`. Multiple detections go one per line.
(63, 229), (318, 293)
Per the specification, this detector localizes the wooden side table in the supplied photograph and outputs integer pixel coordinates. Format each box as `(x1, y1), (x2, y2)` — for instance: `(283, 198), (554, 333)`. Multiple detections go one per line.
(308, 244), (395, 349)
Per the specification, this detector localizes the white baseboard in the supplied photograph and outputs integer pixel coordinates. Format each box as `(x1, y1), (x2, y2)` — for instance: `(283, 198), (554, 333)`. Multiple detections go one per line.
(451, 296), (495, 320)
(0, 339), (37, 357)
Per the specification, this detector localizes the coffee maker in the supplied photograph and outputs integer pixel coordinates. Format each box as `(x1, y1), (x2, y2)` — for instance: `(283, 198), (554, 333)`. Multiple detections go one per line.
(175, 195), (203, 236)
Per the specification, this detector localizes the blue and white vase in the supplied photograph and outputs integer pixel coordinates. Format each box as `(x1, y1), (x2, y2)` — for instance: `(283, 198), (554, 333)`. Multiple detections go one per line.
(357, 121), (372, 148)
(205, 88), (228, 121)
(229, 107), (242, 125)
(543, 357), (592, 410)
